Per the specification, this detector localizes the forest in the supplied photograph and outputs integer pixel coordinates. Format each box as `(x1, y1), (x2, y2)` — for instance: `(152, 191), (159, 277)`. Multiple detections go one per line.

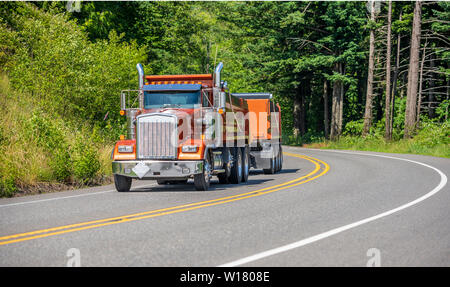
(0, 1), (448, 196)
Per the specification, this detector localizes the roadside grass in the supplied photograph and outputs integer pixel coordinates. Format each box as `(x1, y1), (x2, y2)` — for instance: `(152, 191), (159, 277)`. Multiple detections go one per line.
(299, 121), (450, 158)
(0, 74), (114, 197)
(303, 137), (450, 158)
(0, 3), (144, 197)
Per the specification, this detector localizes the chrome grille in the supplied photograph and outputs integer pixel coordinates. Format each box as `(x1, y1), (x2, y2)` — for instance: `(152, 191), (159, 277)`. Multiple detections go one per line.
(137, 114), (177, 159)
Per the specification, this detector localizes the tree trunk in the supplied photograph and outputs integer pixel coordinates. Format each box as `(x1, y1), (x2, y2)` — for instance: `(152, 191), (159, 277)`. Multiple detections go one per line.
(390, 12), (402, 139)
(330, 62), (344, 140)
(384, 1), (392, 140)
(301, 78), (310, 135)
(390, 44), (399, 134)
(323, 80), (329, 139)
(293, 97), (301, 138)
(404, 0), (422, 138)
(363, 0), (376, 136)
(416, 41), (427, 124)
(446, 80), (449, 121)
(293, 78), (308, 138)
(427, 54), (435, 118)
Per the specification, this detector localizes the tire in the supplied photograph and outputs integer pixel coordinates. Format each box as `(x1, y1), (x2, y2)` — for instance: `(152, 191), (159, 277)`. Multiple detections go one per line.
(114, 174), (132, 192)
(217, 172), (229, 184)
(157, 179), (167, 185)
(278, 145), (283, 172)
(229, 147), (242, 184)
(241, 146), (249, 182)
(275, 144), (281, 172)
(275, 157), (279, 173)
(263, 152), (276, 175)
(218, 148), (231, 184)
(194, 153), (211, 191)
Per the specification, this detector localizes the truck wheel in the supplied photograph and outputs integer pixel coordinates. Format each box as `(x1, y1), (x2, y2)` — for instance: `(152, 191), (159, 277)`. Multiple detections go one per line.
(263, 154), (275, 175)
(194, 155), (212, 191)
(241, 146), (249, 182)
(218, 148), (231, 184)
(274, 154), (279, 173)
(114, 174), (132, 192)
(229, 147), (242, 184)
(274, 145), (280, 172)
(278, 145), (283, 171)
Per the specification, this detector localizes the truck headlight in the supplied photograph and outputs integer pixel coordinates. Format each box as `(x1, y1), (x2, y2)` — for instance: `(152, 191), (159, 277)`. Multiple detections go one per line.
(182, 145), (198, 153)
(118, 145), (133, 153)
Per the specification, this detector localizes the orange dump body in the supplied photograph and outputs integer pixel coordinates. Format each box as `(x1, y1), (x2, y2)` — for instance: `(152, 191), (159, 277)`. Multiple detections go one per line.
(242, 97), (282, 146)
(246, 99), (270, 144)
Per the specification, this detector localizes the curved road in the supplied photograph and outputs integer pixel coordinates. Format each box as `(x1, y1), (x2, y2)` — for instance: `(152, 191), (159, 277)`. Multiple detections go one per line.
(0, 146), (448, 266)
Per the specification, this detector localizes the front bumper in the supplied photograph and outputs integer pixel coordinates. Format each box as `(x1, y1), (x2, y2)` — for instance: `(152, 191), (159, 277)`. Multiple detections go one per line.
(112, 160), (203, 179)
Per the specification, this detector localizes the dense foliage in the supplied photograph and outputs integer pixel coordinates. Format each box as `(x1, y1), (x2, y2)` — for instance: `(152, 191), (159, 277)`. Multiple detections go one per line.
(0, 1), (448, 196)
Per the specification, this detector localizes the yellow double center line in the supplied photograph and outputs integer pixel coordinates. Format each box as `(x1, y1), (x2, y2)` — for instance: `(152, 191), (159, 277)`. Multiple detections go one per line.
(0, 152), (329, 246)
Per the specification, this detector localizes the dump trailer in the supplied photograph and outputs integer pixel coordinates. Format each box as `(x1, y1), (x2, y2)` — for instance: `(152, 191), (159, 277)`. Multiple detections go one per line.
(111, 63), (282, 191)
(232, 93), (283, 174)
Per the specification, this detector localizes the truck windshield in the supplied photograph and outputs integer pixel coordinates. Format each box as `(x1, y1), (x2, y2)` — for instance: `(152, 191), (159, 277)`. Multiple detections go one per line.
(144, 91), (201, 109)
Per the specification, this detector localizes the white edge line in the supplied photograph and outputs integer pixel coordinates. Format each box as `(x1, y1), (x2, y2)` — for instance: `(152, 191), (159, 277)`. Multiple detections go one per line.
(0, 183), (157, 208)
(218, 149), (448, 267)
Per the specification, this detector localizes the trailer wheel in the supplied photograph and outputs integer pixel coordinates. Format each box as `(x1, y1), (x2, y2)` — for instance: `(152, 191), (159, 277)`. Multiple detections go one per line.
(229, 147), (243, 184)
(194, 154), (212, 191)
(241, 146), (249, 182)
(114, 174), (132, 192)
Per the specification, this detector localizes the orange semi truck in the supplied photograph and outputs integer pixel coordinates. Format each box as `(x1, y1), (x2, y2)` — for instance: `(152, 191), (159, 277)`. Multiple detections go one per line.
(111, 62), (283, 191)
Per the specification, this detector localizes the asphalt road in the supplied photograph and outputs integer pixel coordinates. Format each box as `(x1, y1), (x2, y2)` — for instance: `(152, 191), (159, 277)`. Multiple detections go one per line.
(0, 146), (448, 266)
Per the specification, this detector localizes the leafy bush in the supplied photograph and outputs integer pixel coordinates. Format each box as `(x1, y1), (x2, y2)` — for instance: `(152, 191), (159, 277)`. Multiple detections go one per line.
(0, 3), (144, 196)
(0, 174), (16, 198)
(343, 119), (364, 136)
(26, 112), (66, 150)
(72, 137), (101, 184)
(413, 120), (450, 148)
(2, 2), (146, 139)
(436, 99), (449, 121)
(49, 146), (72, 182)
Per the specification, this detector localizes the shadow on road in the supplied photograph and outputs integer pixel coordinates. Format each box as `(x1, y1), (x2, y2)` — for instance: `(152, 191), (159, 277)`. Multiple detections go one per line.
(128, 168), (299, 193)
(129, 178), (272, 193)
(249, 168), (299, 175)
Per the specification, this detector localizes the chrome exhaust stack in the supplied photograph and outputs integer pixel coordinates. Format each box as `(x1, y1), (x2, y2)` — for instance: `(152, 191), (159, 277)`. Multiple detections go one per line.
(137, 63), (145, 90)
(214, 62), (223, 88)
(120, 63), (145, 140)
(137, 63), (145, 109)
(213, 62), (226, 111)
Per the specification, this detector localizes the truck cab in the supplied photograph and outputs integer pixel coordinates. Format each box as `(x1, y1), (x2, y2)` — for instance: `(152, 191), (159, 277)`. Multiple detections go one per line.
(112, 63), (282, 192)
